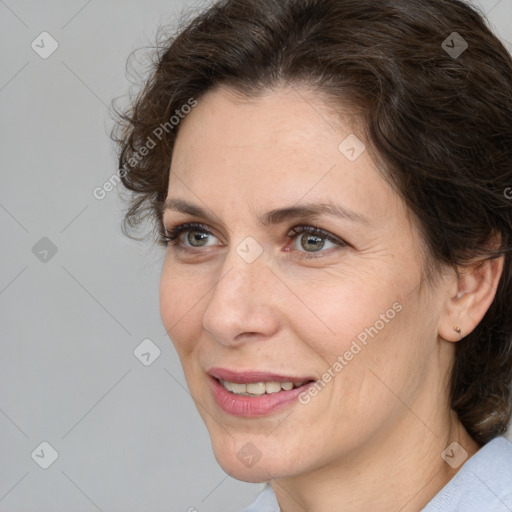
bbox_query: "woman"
[112,0,512,510]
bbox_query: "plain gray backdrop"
[1,1,511,511]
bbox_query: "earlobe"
[438,255,504,343]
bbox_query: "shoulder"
[423,436,512,512]
[242,483,280,512]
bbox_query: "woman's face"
[160,85,453,481]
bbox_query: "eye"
[161,222,220,248]
[161,222,347,258]
[286,225,346,256]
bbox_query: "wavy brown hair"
[111,0,512,444]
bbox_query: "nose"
[202,246,280,346]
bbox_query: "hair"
[111,0,512,445]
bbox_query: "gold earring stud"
[454,326,462,335]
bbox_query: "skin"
[159,85,503,512]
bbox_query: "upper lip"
[208,367,315,384]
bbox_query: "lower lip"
[209,376,313,417]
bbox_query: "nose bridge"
[211,243,267,314]
[216,232,270,300]
[202,242,277,342]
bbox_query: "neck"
[271,409,480,512]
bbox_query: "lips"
[207,367,316,416]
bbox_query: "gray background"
[1,1,511,511]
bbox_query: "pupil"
[188,231,208,246]
[301,234,324,252]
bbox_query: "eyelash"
[160,222,347,258]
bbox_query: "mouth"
[207,367,316,416]
[217,378,308,395]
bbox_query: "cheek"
[286,267,406,359]
[320,289,427,432]
[159,261,205,356]
[288,267,423,409]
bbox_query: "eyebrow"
[161,198,370,226]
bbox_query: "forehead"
[167,85,402,227]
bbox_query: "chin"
[208,430,297,483]
[218,459,274,483]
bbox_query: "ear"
[438,255,504,342]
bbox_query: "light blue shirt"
[243,436,512,511]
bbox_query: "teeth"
[246,382,266,395]
[220,379,306,395]
[265,382,282,394]
[230,382,247,394]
